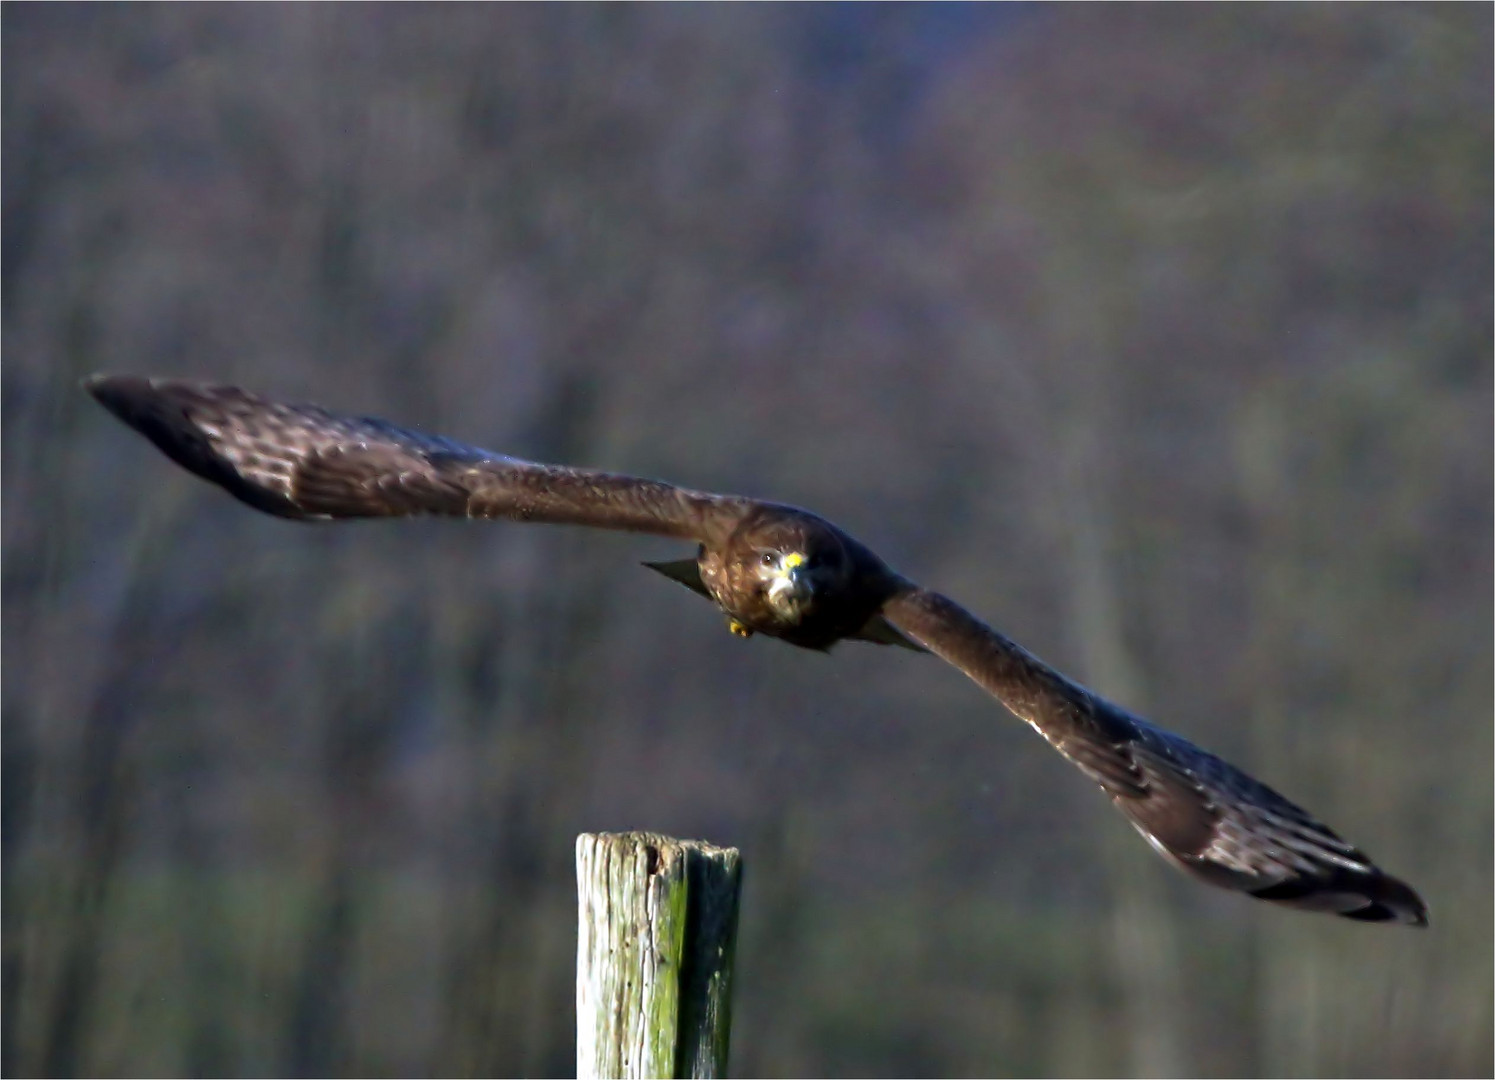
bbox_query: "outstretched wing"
[881,585,1428,925]
[86,375,750,543]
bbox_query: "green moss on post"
[576,832,742,1079]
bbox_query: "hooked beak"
[767,553,814,616]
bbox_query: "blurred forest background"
[3,5,1491,1077]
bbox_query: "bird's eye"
[760,551,776,567]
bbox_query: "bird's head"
[757,548,817,621]
[733,512,851,625]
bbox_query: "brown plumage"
[85,374,1428,926]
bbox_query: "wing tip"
[84,370,188,429]
[82,371,153,417]
[84,372,206,427]
[84,372,305,518]
[1345,871,1429,928]
[1249,867,1429,927]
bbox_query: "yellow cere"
[782,552,805,570]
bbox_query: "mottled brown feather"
[881,586,1427,925]
[85,374,746,541]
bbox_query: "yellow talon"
[728,619,754,638]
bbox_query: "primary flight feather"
[85,374,1428,926]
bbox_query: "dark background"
[4,5,1491,1077]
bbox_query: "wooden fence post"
[576,832,742,1079]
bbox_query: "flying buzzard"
[85,374,1428,925]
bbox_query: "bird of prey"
[85,374,1428,926]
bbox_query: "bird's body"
[85,374,1429,926]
